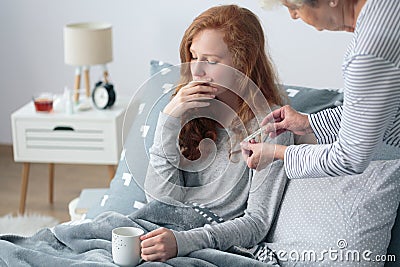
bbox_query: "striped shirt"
[285,0,400,179]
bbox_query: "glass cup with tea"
[33,93,54,112]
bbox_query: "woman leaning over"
[242,0,400,178]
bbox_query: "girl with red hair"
[143,5,292,262]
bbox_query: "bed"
[1,60,399,267]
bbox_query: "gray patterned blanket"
[0,198,278,266]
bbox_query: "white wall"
[0,0,352,144]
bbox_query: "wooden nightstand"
[11,99,128,214]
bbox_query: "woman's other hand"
[163,80,217,118]
[261,105,312,138]
[240,141,275,170]
[140,227,178,262]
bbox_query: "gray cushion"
[267,160,400,266]
[386,205,400,266]
[86,60,179,218]
[283,84,343,114]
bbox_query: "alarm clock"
[92,81,116,109]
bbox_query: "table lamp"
[64,22,113,103]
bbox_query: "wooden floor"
[0,144,111,222]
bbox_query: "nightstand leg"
[49,163,54,204]
[19,163,30,214]
[108,165,116,181]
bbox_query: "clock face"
[93,86,109,109]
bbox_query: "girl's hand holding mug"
[140,227,177,262]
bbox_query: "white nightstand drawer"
[13,118,120,164]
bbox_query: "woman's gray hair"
[259,0,314,10]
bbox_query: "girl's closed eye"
[191,56,217,65]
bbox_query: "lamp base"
[76,99,92,111]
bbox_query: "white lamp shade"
[64,22,113,66]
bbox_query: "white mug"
[112,227,144,266]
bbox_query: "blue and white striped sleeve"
[284,55,400,179]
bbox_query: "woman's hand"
[140,227,178,262]
[163,80,217,118]
[241,141,275,170]
[241,141,287,170]
[261,105,312,138]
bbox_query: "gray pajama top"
[145,112,293,256]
